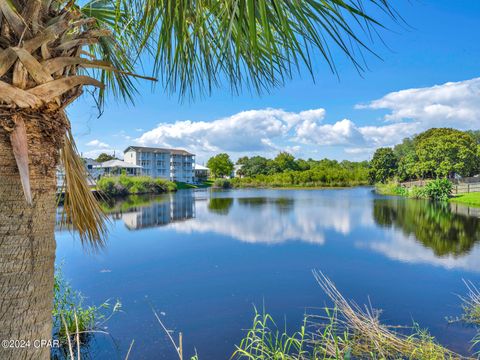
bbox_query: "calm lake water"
[56,187,480,359]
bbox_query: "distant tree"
[207,154,234,178]
[240,156,271,177]
[96,153,117,163]
[236,156,249,165]
[466,130,480,144]
[369,148,398,183]
[273,152,299,172]
[413,128,479,178]
[295,159,311,171]
[393,138,418,181]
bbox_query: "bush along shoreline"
[96,175,177,197]
[375,178,454,202]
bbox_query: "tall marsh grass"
[52,268,121,359]
[233,271,467,360]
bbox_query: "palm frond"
[60,129,108,250]
[138,0,399,99]
[77,0,149,107]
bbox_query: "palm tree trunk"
[0,112,65,359]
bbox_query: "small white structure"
[231,164,243,178]
[194,164,210,182]
[94,159,142,176]
[124,146,195,183]
[83,158,104,179]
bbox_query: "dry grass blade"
[61,313,75,360]
[125,339,135,360]
[311,270,467,360]
[60,129,108,249]
[151,304,182,360]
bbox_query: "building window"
[141,160,150,167]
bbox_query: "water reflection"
[86,190,480,269]
[372,198,480,256]
[207,198,234,215]
[55,188,480,358]
[237,197,295,213]
[167,191,370,245]
[104,192,195,230]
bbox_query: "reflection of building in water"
[122,192,195,230]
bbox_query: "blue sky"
[69,0,480,163]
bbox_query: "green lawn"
[175,181,213,189]
[450,192,480,207]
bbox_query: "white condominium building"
[124,146,195,183]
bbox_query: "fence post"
[468,183,470,193]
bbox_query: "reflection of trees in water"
[208,198,234,215]
[373,198,480,256]
[237,197,294,213]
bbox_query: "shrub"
[213,179,232,189]
[97,175,176,197]
[408,185,428,199]
[96,177,128,197]
[423,178,452,201]
[375,181,407,196]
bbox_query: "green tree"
[466,130,480,144]
[237,156,250,165]
[413,128,479,178]
[0,0,397,357]
[369,148,398,183]
[295,159,311,171]
[273,152,299,172]
[207,154,234,178]
[95,153,117,163]
[393,137,418,181]
[240,156,271,177]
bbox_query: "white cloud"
[86,139,110,149]
[162,194,369,245]
[135,108,326,157]
[295,118,364,146]
[132,78,480,160]
[357,230,480,273]
[357,77,480,128]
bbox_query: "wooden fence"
[450,202,480,218]
[401,179,480,195]
[452,182,480,195]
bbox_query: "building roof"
[194,164,209,171]
[124,146,194,156]
[95,159,142,169]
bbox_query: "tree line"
[369,128,480,183]
[206,152,370,187]
[207,128,480,187]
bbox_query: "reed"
[232,272,469,360]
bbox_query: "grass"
[232,271,467,360]
[175,181,213,189]
[447,280,480,327]
[52,267,121,359]
[450,192,480,207]
[53,270,480,360]
[375,181,407,196]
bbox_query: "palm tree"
[0,0,397,358]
